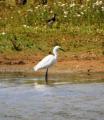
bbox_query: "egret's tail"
[33,66,38,71]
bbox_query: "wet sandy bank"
[0,59,104,73]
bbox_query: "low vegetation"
[0,0,104,57]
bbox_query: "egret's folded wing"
[33,55,55,71]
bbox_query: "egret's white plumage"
[33,46,60,71]
[33,46,62,83]
[34,55,56,71]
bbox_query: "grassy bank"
[0,0,104,57]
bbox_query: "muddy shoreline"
[0,56,104,73]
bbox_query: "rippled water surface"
[0,72,104,120]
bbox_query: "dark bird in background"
[21,0,27,5]
[15,0,27,5]
[47,14,57,27]
[11,35,22,51]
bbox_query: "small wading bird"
[47,14,56,27]
[33,46,63,84]
[16,0,27,5]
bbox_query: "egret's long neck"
[53,49,58,59]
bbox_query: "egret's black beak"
[60,48,65,52]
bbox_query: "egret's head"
[54,46,61,50]
[53,46,64,56]
[53,46,64,51]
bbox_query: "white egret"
[33,46,63,84]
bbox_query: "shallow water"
[0,72,104,120]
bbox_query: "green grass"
[0,0,104,56]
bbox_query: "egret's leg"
[45,68,48,84]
